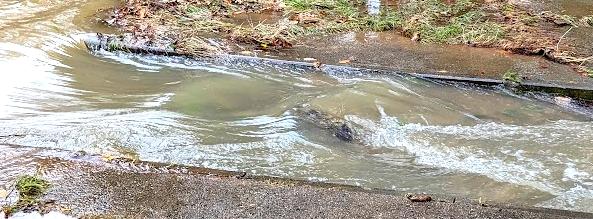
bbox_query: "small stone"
[406,194,432,202]
[338,59,351,64]
[553,19,571,26]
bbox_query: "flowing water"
[1,0,593,213]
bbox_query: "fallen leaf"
[0,189,8,199]
[239,51,253,55]
[137,7,146,19]
[411,32,420,41]
[338,59,351,64]
[101,154,116,162]
[313,61,322,69]
[60,205,72,213]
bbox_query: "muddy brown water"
[1,0,593,214]
[535,0,593,17]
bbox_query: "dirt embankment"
[98,0,593,76]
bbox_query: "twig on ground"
[556,26,572,52]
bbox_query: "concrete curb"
[83,33,593,101]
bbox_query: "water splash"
[346,104,593,212]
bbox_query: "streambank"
[99,0,593,76]
[2,144,593,218]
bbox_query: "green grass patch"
[284,0,335,11]
[286,9,402,37]
[16,176,50,199]
[186,5,211,17]
[362,10,402,31]
[584,67,593,78]
[335,0,360,18]
[400,1,504,45]
[503,69,521,83]
[2,175,50,216]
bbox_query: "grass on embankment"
[109,0,506,49]
[106,0,592,74]
[282,0,505,45]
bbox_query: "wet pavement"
[273,31,593,88]
[2,145,593,219]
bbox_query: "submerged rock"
[335,124,354,142]
[294,106,357,142]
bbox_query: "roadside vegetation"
[103,0,592,75]
[2,175,50,216]
[503,69,521,83]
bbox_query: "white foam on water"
[0,109,200,157]
[346,105,593,212]
[160,129,329,176]
[8,211,74,219]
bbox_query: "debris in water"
[294,106,357,143]
[554,96,572,106]
[0,189,7,199]
[235,172,248,179]
[313,61,322,70]
[239,51,253,55]
[478,197,489,207]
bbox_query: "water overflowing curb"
[82,33,593,101]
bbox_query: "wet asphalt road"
[31,157,592,219]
